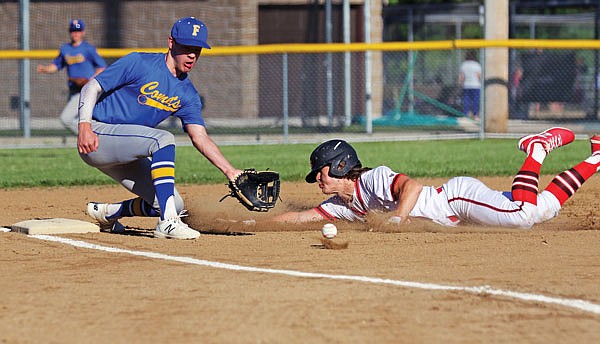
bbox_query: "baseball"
[321,223,337,239]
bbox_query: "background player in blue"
[37,19,106,134]
[77,17,242,240]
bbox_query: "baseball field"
[1,140,599,342]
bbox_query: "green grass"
[0,139,591,188]
[0,123,378,137]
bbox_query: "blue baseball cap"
[170,17,211,49]
[69,19,85,32]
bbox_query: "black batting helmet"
[305,139,362,183]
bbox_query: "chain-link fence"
[2,0,600,147]
[0,42,599,143]
[382,46,600,131]
[2,42,600,145]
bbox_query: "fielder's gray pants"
[79,121,184,212]
[60,93,80,134]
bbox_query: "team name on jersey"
[138,81,181,112]
[65,54,85,65]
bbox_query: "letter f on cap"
[192,25,201,37]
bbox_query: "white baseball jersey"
[315,166,561,229]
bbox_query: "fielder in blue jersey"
[37,19,107,134]
[77,17,243,240]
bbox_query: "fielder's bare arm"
[78,17,242,240]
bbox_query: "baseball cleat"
[591,134,600,156]
[86,202,125,234]
[518,127,574,155]
[154,211,200,240]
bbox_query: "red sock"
[544,161,597,206]
[512,155,542,205]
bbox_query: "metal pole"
[326,0,333,129]
[479,48,485,140]
[480,4,486,139]
[455,19,461,87]
[343,0,352,127]
[283,53,289,143]
[508,2,517,121]
[483,0,509,133]
[529,19,535,39]
[593,0,599,120]
[408,10,414,114]
[19,0,31,138]
[364,0,372,134]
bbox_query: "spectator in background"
[509,64,528,120]
[572,56,587,105]
[458,50,482,119]
[37,19,107,134]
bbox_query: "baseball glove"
[220,169,280,212]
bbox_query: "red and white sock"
[544,160,597,206]
[591,135,600,169]
[512,143,545,205]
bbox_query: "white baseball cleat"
[86,202,125,234]
[154,212,200,240]
[518,127,575,155]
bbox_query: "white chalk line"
[30,234,600,316]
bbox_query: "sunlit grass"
[0,138,590,188]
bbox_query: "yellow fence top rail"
[2,39,600,59]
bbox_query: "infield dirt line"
[30,234,600,316]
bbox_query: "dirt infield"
[1,176,600,343]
